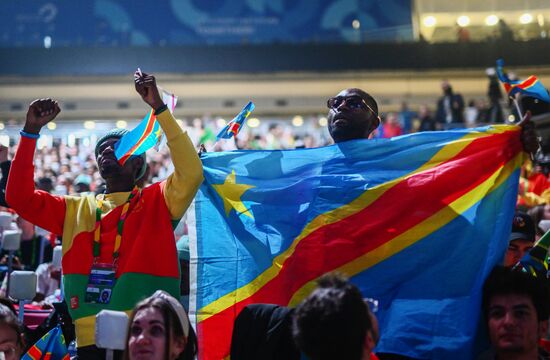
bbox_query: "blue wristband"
[20,130,40,139]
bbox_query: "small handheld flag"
[516,229,550,276]
[216,101,255,140]
[496,59,550,103]
[22,325,69,360]
[115,89,178,165]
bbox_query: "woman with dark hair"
[0,303,25,359]
[124,290,197,360]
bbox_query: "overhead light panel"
[116,120,127,129]
[519,13,533,24]
[485,15,499,26]
[422,16,437,27]
[457,16,470,27]
[216,118,227,127]
[292,116,304,127]
[247,118,260,128]
[84,121,96,130]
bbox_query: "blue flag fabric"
[22,325,69,360]
[189,125,524,359]
[216,101,255,140]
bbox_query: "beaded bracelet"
[20,130,40,139]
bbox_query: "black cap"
[510,212,536,243]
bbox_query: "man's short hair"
[482,266,550,322]
[348,88,379,116]
[292,273,371,360]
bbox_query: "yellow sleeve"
[156,110,204,219]
[520,192,545,207]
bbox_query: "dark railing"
[0,39,549,77]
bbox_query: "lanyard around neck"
[93,186,140,260]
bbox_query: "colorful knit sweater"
[6,111,203,347]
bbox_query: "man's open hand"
[24,99,60,134]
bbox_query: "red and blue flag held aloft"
[216,101,255,140]
[496,58,550,103]
[114,90,178,165]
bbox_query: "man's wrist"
[20,129,40,139]
[22,125,41,135]
[154,103,168,115]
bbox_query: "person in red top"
[6,72,203,359]
[381,112,403,139]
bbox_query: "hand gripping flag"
[188,125,525,360]
[115,90,178,165]
[22,325,69,360]
[496,59,550,103]
[216,101,255,140]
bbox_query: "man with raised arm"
[6,72,203,359]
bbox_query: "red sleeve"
[6,136,66,235]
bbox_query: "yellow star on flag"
[212,170,255,218]
[154,127,163,139]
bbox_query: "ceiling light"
[292,116,304,127]
[47,122,56,130]
[457,16,470,27]
[485,15,499,26]
[116,120,127,129]
[423,16,437,27]
[216,118,227,127]
[247,118,260,128]
[519,13,533,24]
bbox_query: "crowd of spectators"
[0,77,549,359]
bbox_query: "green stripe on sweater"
[63,273,180,320]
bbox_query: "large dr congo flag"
[188,125,524,360]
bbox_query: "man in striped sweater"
[6,72,203,359]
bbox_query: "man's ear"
[368,116,381,136]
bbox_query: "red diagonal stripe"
[119,111,156,165]
[518,76,538,90]
[198,130,521,360]
[27,345,42,360]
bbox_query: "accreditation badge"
[85,263,116,304]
